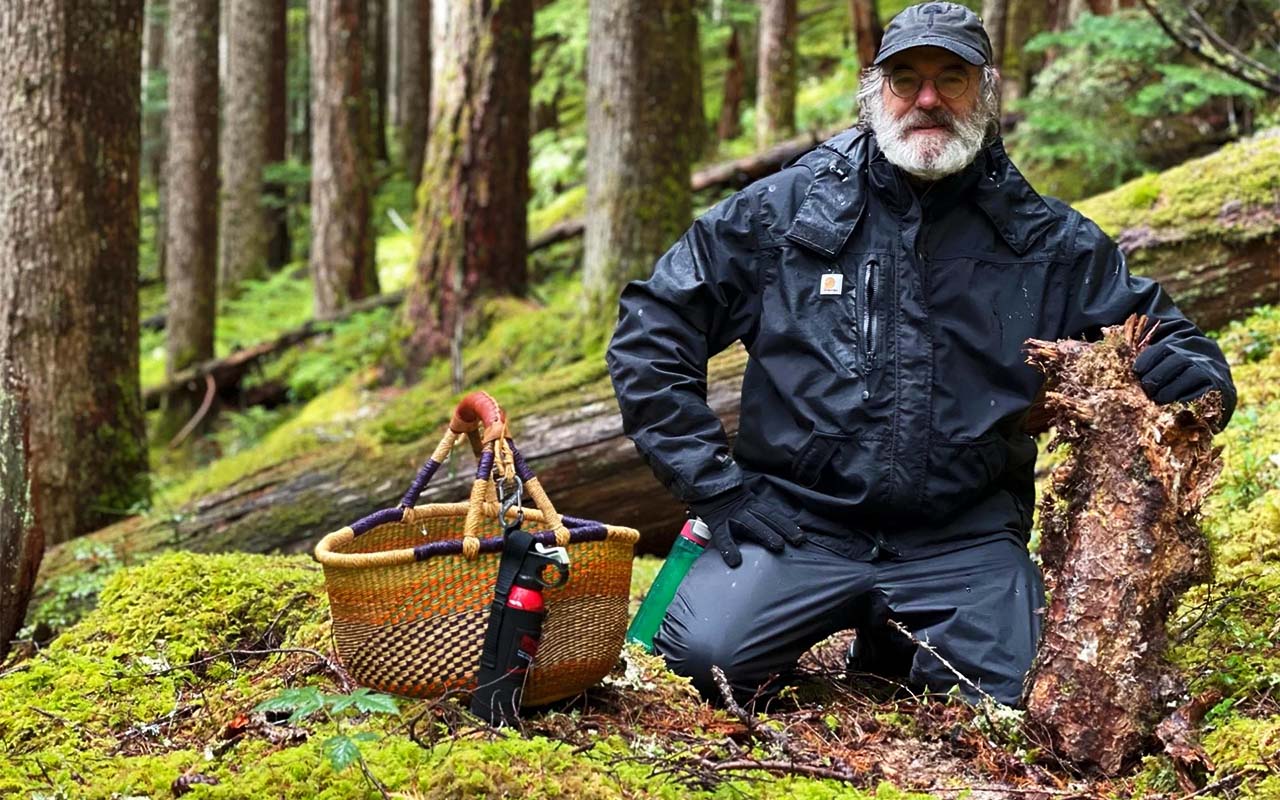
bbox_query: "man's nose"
[914,79,941,110]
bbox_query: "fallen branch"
[710,665,800,759]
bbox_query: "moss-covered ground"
[5,304,1279,796]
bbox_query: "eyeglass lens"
[889,68,969,100]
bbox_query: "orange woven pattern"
[319,504,638,706]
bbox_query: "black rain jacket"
[606,128,1236,560]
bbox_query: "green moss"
[1077,129,1280,241]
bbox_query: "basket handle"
[398,393,569,557]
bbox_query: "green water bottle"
[626,518,710,652]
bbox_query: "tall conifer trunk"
[849,0,882,69]
[309,0,378,318]
[756,0,797,148]
[164,0,219,438]
[398,0,430,186]
[220,0,277,292]
[403,0,532,372]
[0,0,149,546]
[583,0,697,314]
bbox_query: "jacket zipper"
[861,258,878,369]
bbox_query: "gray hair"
[856,63,1001,139]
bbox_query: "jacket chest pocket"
[813,255,883,377]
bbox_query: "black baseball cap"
[873,2,993,66]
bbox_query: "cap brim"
[873,36,986,66]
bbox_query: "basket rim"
[314,502,639,568]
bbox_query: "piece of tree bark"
[848,0,882,69]
[164,0,221,439]
[582,0,698,315]
[309,0,379,318]
[0,0,150,546]
[397,0,430,187]
[0,371,42,661]
[757,0,798,148]
[266,0,291,270]
[1023,316,1224,775]
[718,26,747,142]
[404,0,532,371]
[220,0,277,292]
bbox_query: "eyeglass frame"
[884,65,973,101]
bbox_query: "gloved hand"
[690,487,806,568]
[1133,345,1218,405]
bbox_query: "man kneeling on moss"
[605,2,1235,707]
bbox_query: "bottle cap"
[680,518,711,544]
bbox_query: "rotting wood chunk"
[1022,315,1224,775]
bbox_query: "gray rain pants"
[652,536,1045,707]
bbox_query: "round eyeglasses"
[887,67,971,100]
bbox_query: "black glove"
[690,487,806,568]
[1133,345,1218,405]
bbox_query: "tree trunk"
[309,0,379,319]
[583,0,697,315]
[982,0,1008,73]
[0,0,149,546]
[143,0,169,281]
[848,0,882,69]
[288,8,312,165]
[687,10,708,160]
[0,371,41,661]
[756,0,797,148]
[398,0,430,186]
[1024,317,1223,774]
[143,0,168,188]
[266,0,291,270]
[717,26,746,142]
[403,0,532,370]
[220,0,276,292]
[164,0,220,438]
[368,0,390,163]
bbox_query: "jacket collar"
[863,131,1061,255]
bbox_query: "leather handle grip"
[449,390,507,445]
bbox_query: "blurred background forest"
[2,0,1280,796]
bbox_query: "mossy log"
[1023,316,1224,775]
[142,291,404,410]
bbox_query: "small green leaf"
[352,732,380,743]
[322,735,362,773]
[254,686,325,723]
[352,691,400,716]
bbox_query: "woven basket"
[315,391,639,706]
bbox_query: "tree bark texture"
[398,0,430,186]
[756,0,798,148]
[982,0,1008,73]
[583,0,697,314]
[849,0,882,69]
[404,0,532,368]
[165,0,219,388]
[0,0,149,546]
[220,0,277,292]
[717,26,746,142]
[266,0,291,270]
[368,0,390,163]
[1023,316,1224,775]
[309,0,379,319]
[143,0,168,188]
[0,372,42,660]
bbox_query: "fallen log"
[1022,316,1224,775]
[142,290,404,410]
[528,126,845,252]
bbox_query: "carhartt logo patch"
[820,273,843,295]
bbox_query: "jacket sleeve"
[605,189,765,503]
[1058,215,1237,427]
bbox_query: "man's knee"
[653,615,777,706]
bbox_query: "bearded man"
[606,2,1235,707]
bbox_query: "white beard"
[865,92,991,181]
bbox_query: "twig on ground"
[167,373,217,449]
[885,619,998,705]
[710,665,800,759]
